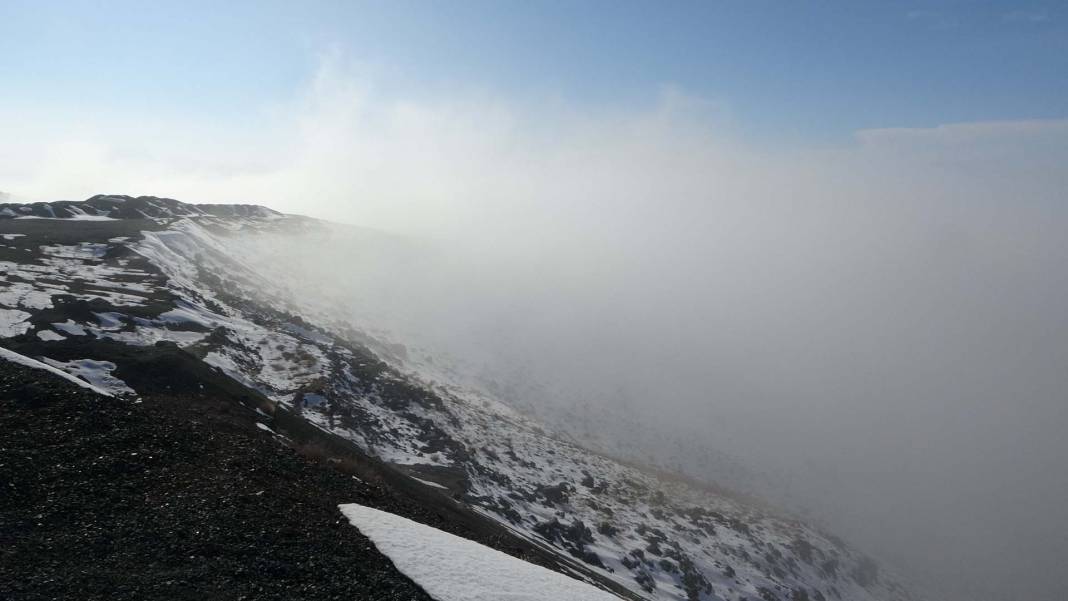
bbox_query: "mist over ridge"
[4,46,1068,601]
[188,84,1068,601]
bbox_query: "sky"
[1,1,1066,226]
[2,3,1068,601]
[1,1,1066,145]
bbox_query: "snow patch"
[52,320,87,336]
[39,242,108,259]
[338,503,621,601]
[36,330,66,341]
[0,282,54,309]
[0,308,31,337]
[93,312,126,330]
[40,358,135,396]
[157,299,223,328]
[0,347,113,396]
[412,477,449,490]
[15,214,117,221]
[302,392,327,408]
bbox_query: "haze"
[3,3,1067,601]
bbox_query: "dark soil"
[0,358,437,601]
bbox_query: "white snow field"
[338,503,622,601]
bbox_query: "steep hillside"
[0,342,617,600]
[0,196,919,601]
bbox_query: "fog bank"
[4,62,1068,601]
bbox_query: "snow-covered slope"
[0,196,919,601]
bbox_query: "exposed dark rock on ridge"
[0,194,281,221]
[0,355,430,600]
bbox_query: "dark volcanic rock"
[0,194,282,222]
[0,358,435,601]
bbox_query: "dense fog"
[11,64,1068,601]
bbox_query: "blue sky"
[3,7,1066,601]
[2,1,1065,142]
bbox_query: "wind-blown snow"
[0,308,31,337]
[52,320,87,336]
[14,214,117,221]
[41,358,135,396]
[412,477,449,490]
[1,242,157,308]
[0,346,113,396]
[0,282,54,309]
[157,299,225,328]
[255,421,278,435]
[338,503,622,601]
[92,312,125,330]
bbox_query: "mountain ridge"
[0,196,922,601]
[0,194,283,221]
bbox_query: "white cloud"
[3,55,1068,601]
[3,58,1065,249]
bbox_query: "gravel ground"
[0,358,437,601]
